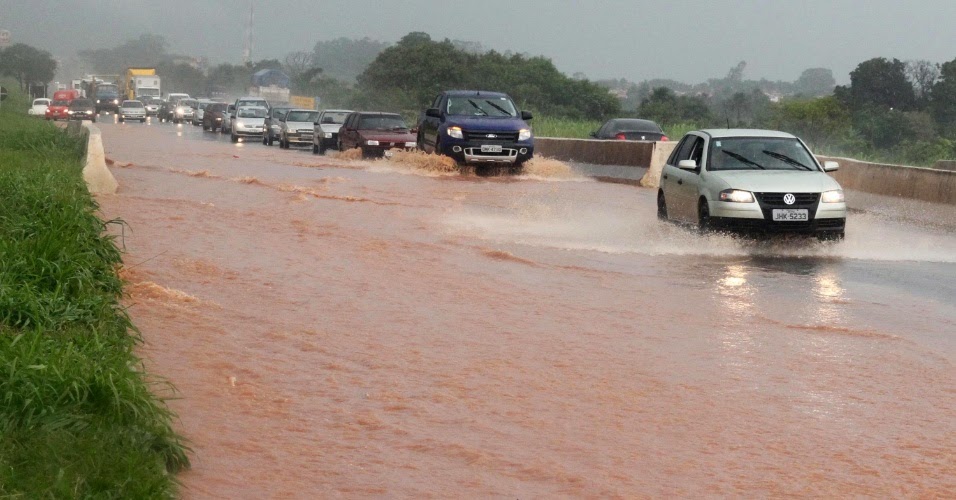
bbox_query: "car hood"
[444,116,529,132]
[358,130,416,142]
[235,118,265,125]
[710,170,842,193]
[285,121,314,130]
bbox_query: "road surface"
[94,117,956,498]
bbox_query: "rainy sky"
[3,0,956,84]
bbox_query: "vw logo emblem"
[486,134,497,138]
[783,193,796,205]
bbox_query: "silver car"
[312,109,352,155]
[230,105,268,143]
[657,129,846,240]
[279,109,320,149]
[118,100,147,122]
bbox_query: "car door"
[660,135,693,221]
[341,113,357,149]
[674,136,706,221]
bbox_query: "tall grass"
[533,116,700,141]
[0,83,189,498]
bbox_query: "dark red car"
[337,112,417,158]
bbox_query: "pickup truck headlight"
[447,126,463,139]
[366,140,380,146]
[718,189,755,203]
[821,189,845,203]
[518,128,532,141]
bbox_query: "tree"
[638,87,711,125]
[770,96,850,148]
[0,43,57,91]
[843,57,916,111]
[906,59,940,107]
[930,58,956,136]
[78,34,169,73]
[793,68,835,97]
[284,51,314,78]
[155,61,206,97]
[311,37,390,82]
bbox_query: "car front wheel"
[698,198,712,233]
[657,191,668,220]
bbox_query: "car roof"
[357,111,402,117]
[322,109,353,113]
[443,90,509,98]
[697,129,797,139]
[238,105,268,110]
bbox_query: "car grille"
[297,129,312,134]
[755,192,820,207]
[463,130,519,142]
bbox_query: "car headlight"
[113,99,118,104]
[821,189,845,203]
[718,189,755,203]
[366,140,380,146]
[447,126,463,139]
[323,132,333,138]
[216,117,222,121]
[518,128,532,141]
[404,142,417,148]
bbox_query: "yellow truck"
[123,68,161,100]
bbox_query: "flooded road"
[94,118,956,497]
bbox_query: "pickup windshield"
[446,96,518,117]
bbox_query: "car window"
[445,96,517,117]
[238,108,267,118]
[688,138,704,166]
[708,137,818,172]
[123,101,144,108]
[286,111,319,122]
[358,115,408,130]
[320,111,350,124]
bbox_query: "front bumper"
[440,139,534,164]
[68,111,96,120]
[709,196,846,234]
[233,126,265,137]
[121,112,146,119]
[287,133,314,144]
[95,101,119,112]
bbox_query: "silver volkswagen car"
[657,129,846,240]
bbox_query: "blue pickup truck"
[417,90,534,169]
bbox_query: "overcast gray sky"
[2,0,956,84]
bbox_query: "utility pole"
[242,2,254,65]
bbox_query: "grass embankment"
[533,116,697,141]
[0,86,189,497]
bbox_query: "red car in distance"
[45,89,81,121]
[337,112,417,158]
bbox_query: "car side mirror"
[678,159,698,170]
[425,108,441,118]
[823,161,839,172]
[521,110,533,120]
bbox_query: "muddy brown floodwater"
[94,119,956,498]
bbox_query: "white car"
[219,104,236,134]
[312,109,352,155]
[28,98,51,116]
[230,105,268,143]
[192,99,214,126]
[279,109,320,149]
[174,99,197,123]
[118,100,146,122]
[657,129,846,240]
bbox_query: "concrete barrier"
[78,123,118,195]
[639,141,679,189]
[536,137,656,167]
[818,155,956,205]
[932,160,956,171]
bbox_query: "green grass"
[0,83,189,498]
[533,116,699,141]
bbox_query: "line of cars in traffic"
[27,89,846,240]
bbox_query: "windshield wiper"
[762,150,813,171]
[721,150,766,169]
[466,99,489,116]
[484,99,513,117]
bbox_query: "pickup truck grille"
[463,130,519,142]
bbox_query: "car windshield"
[285,111,319,122]
[708,137,819,172]
[34,99,50,105]
[272,109,290,118]
[95,86,119,97]
[181,100,198,108]
[320,111,350,124]
[51,100,69,106]
[238,108,267,118]
[239,100,267,108]
[70,99,93,107]
[446,96,518,117]
[123,101,144,108]
[358,115,408,130]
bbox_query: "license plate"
[772,209,808,221]
[480,145,503,153]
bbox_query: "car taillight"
[615,133,627,140]
[661,136,668,141]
